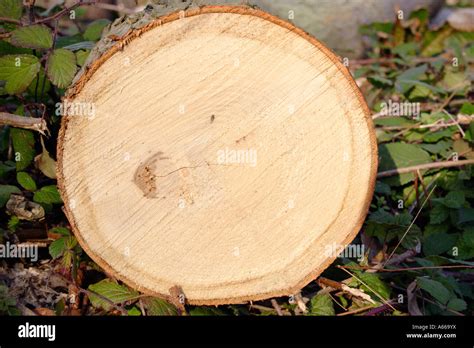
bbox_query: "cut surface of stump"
[57,6,377,305]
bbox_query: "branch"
[0,112,48,134]
[377,159,474,178]
[35,0,99,25]
[0,17,22,25]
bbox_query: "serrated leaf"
[421,27,453,57]
[417,277,452,304]
[10,25,53,49]
[0,55,40,94]
[49,237,67,259]
[88,279,139,310]
[16,171,36,191]
[10,127,35,171]
[423,232,457,256]
[46,49,77,88]
[378,142,432,185]
[75,49,90,67]
[0,0,22,20]
[441,191,465,209]
[0,185,21,207]
[309,293,335,316]
[356,272,391,301]
[49,227,71,237]
[83,19,111,41]
[33,185,62,204]
[429,204,449,224]
[142,297,178,316]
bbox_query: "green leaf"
[421,27,453,57]
[429,204,449,224]
[395,64,427,93]
[88,279,139,310]
[16,171,36,191]
[367,75,393,88]
[455,229,474,260]
[83,19,111,41]
[459,102,474,116]
[8,215,19,231]
[447,298,467,312]
[423,232,457,256]
[49,237,67,259]
[75,50,90,67]
[421,140,452,155]
[0,54,40,94]
[10,127,35,171]
[10,25,53,49]
[378,143,432,185]
[0,185,21,207]
[33,185,62,204]
[49,227,71,237]
[142,297,178,316]
[0,0,22,20]
[356,272,391,301]
[439,70,468,91]
[417,277,452,304]
[0,161,15,179]
[127,306,141,316]
[423,128,455,143]
[189,307,227,316]
[46,49,77,88]
[441,191,465,209]
[309,293,335,316]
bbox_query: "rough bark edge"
[56,5,378,305]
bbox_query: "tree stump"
[57,4,377,305]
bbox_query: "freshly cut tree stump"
[57,5,377,305]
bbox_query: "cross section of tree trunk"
[57,5,377,305]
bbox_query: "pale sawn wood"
[57,6,378,305]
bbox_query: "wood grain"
[57,6,378,305]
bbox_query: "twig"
[340,264,474,273]
[377,118,471,131]
[384,247,419,266]
[0,17,22,25]
[408,172,440,214]
[270,299,283,316]
[0,112,48,134]
[94,2,141,14]
[294,293,308,314]
[337,266,396,311]
[443,109,465,138]
[35,0,99,25]
[351,56,444,67]
[364,301,397,316]
[337,305,375,316]
[317,277,375,304]
[377,160,474,178]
